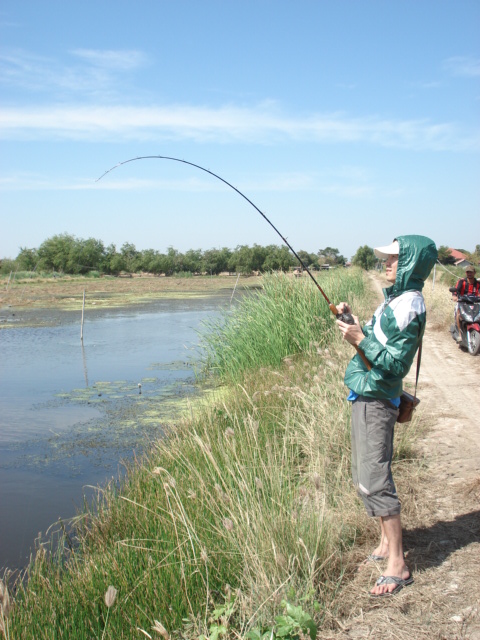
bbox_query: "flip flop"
[370,574,414,597]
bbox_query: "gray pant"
[351,396,400,517]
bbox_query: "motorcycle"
[449,287,480,356]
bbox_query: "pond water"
[0,296,228,571]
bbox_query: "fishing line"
[435,259,462,278]
[96,155,354,324]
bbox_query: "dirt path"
[319,274,480,639]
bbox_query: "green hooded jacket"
[344,235,437,399]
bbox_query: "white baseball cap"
[374,240,399,259]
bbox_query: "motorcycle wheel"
[467,330,480,356]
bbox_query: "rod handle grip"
[331,304,371,370]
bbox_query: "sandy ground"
[318,274,480,639]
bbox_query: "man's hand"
[336,315,365,347]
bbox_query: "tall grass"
[422,267,457,330]
[200,270,366,382]
[6,269,409,639]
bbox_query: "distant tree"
[352,245,377,270]
[250,244,268,272]
[165,246,188,274]
[137,251,173,275]
[317,247,346,266]
[158,249,177,275]
[437,245,455,265]
[228,245,254,274]
[202,247,232,274]
[120,242,140,273]
[36,233,104,274]
[102,244,122,274]
[262,245,294,272]
[467,244,480,265]
[37,233,77,273]
[146,253,166,274]
[70,237,106,274]
[183,249,203,273]
[0,258,17,275]
[108,253,127,275]
[15,247,38,271]
[137,248,155,272]
[296,250,318,268]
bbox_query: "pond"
[0,295,229,571]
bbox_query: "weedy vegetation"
[422,266,458,331]
[3,269,423,639]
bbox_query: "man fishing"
[336,235,437,597]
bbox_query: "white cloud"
[0,48,147,97]
[0,174,215,192]
[0,171,319,193]
[0,167,407,201]
[0,50,53,90]
[444,56,480,77]
[0,102,477,151]
[71,49,148,70]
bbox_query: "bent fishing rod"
[96,155,370,366]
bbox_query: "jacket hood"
[385,235,437,297]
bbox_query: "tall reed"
[200,270,366,382]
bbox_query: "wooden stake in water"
[80,289,86,342]
[5,271,12,291]
[81,342,89,386]
[230,273,241,305]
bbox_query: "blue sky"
[1,0,479,260]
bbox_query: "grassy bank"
[2,269,421,639]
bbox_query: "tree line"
[5,235,473,277]
[1,233,349,276]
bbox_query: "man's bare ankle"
[385,560,409,577]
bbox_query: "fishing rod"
[96,156,371,368]
[97,155,354,322]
